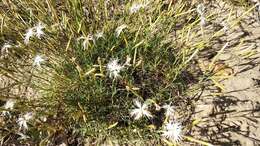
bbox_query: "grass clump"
[0,0,258,145]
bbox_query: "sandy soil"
[192,1,260,146]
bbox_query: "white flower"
[24,28,35,44]
[35,22,45,39]
[163,104,175,117]
[106,59,124,78]
[129,3,145,14]
[78,36,88,50]
[123,55,131,66]
[200,16,206,27]
[33,55,44,67]
[24,112,33,120]
[40,116,47,122]
[155,104,161,111]
[1,43,12,57]
[196,4,205,16]
[115,24,127,37]
[24,22,45,44]
[87,34,95,42]
[256,2,260,12]
[251,0,259,3]
[95,31,104,39]
[17,117,28,130]
[221,21,229,32]
[130,99,153,120]
[4,99,15,109]
[78,34,95,50]
[17,112,33,131]
[1,99,15,116]
[162,121,182,143]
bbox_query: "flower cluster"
[1,95,36,138]
[0,1,233,145]
[129,99,183,144]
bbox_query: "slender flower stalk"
[130,99,153,120]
